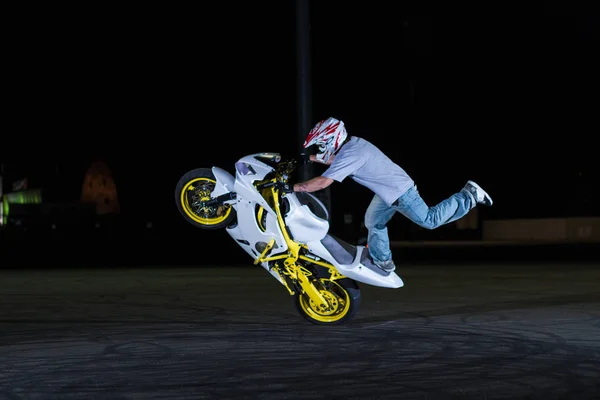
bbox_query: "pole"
[296,0,312,182]
[296,0,332,214]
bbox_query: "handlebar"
[256,180,293,193]
[253,157,299,193]
[256,181,277,190]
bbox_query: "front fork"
[284,258,329,308]
[254,239,330,308]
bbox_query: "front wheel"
[294,278,361,325]
[174,168,237,230]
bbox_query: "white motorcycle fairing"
[283,190,403,288]
[305,236,404,289]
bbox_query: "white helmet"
[303,117,348,163]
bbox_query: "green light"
[4,189,42,205]
[2,189,42,224]
[1,196,7,225]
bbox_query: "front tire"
[294,278,361,325]
[174,168,237,230]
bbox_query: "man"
[293,117,493,272]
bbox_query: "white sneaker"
[464,180,493,206]
[374,258,396,272]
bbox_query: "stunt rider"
[293,117,493,272]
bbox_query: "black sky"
[3,2,598,229]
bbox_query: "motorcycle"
[174,152,404,325]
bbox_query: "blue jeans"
[364,185,476,263]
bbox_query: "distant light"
[146,221,153,229]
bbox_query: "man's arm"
[293,176,334,193]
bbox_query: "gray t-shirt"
[322,136,414,206]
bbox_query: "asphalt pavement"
[1,260,599,399]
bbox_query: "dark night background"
[2,5,600,398]
[2,2,598,265]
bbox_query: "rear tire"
[294,278,361,325]
[174,168,237,230]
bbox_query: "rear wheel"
[294,278,361,325]
[174,168,236,230]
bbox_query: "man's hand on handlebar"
[278,182,294,193]
[297,153,312,164]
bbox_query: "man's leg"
[364,195,397,271]
[395,183,491,230]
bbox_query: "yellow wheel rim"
[180,177,232,226]
[299,280,351,323]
